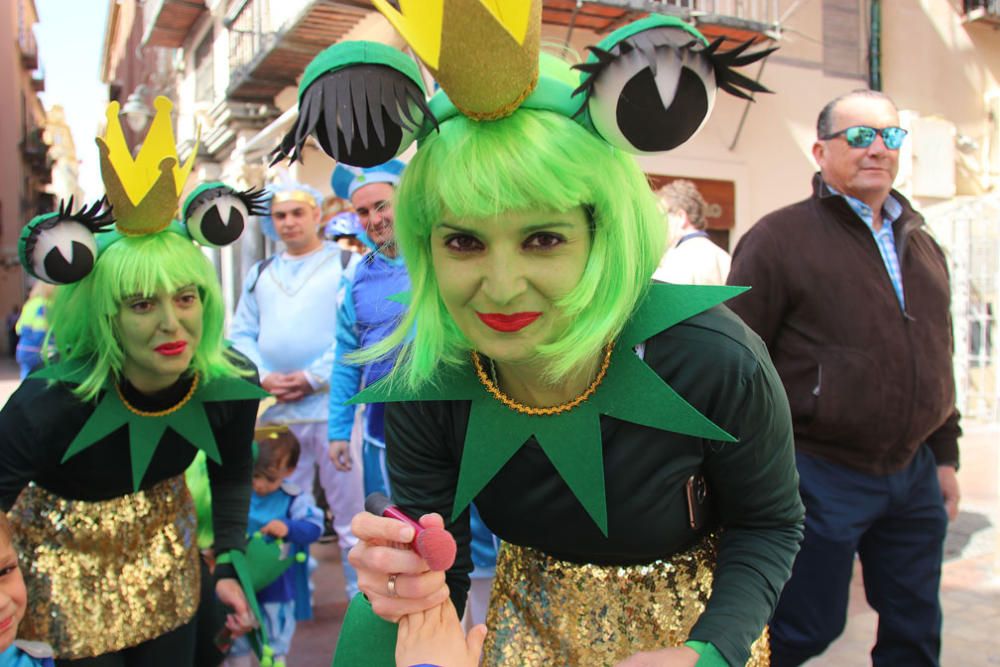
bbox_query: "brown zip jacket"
[727,173,960,475]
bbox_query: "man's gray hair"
[817,89,899,138]
[657,179,708,230]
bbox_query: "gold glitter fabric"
[484,536,770,666]
[7,475,200,659]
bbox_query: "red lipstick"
[155,341,188,356]
[476,311,541,332]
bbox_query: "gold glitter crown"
[372,0,541,120]
[96,96,198,236]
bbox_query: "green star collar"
[35,361,269,491]
[351,283,748,536]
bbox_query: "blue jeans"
[770,445,948,666]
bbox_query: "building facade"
[0,0,51,355]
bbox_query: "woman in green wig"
[0,98,268,666]
[276,4,804,666]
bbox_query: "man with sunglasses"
[728,90,960,666]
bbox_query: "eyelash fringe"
[571,29,778,117]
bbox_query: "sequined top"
[0,365,259,555]
[385,305,804,665]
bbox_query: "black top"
[0,367,258,556]
[385,305,804,667]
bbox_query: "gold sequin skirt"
[483,536,769,666]
[7,475,200,659]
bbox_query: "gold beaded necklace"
[470,342,614,416]
[115,373,200,417]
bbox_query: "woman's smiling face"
[430,206,592,365]
[115,284,204,392]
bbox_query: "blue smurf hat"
[331,159,405,199]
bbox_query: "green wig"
[364,107,665,390]
[48,231,247,401]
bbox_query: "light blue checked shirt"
[829,186,906,310]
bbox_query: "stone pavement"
[1,357,997,666]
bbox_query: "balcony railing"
[225,0,370,102]
[965,0,1000,24]
[18,28,38,70]
[227,0,277,88]
[543,0,781,41]
[20,128,51,173]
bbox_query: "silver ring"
[387,573,398,598]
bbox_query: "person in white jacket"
[653,179,732,286]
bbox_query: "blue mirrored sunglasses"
[821,125,908,150]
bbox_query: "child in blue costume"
[0,514,54,667]
[225,426,323,667]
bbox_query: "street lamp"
[120,85,153,133]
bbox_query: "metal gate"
[925,195,1000,425]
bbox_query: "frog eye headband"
[271,2,776,168]
[19,97,268,285]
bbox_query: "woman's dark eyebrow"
[521,222,575,233]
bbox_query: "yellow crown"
[373,0,541,120]
[96,96,198,235]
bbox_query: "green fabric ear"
[331,594,397,667]
[300,41,427,101]
[18,212,59,273]
[245,533,301,591]
[183,181,226,219]
[588,14,708,65]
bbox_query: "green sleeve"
[205,394,258,556]
[384,400,475,614]
[687,345,804,666]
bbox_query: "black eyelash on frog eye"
[21,197,114,274]
[186,187,270,218]
[58,195,115,232]
[237,188,270,216]
[270,63,437,166]
[571,30,778,117]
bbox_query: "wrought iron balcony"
[20,128,52,174]
[142,0,208,48]
[543,0,781,43]
[964,0,1000,25]
[18,28,38,71]
[226,0,371,102]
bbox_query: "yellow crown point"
[375,0,541,120]
[97,96,199,235]
[373,0,445,69]
[480,0,533,44]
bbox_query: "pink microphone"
[365,493,457,571]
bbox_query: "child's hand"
[260,520,289,539]
[215,578,257,638]
[395,599,487,667]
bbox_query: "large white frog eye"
[575,27,776,155]
[184,186,267,247]
[19,198,112,284]
[29,220,99,284]
[273,64,434,168]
